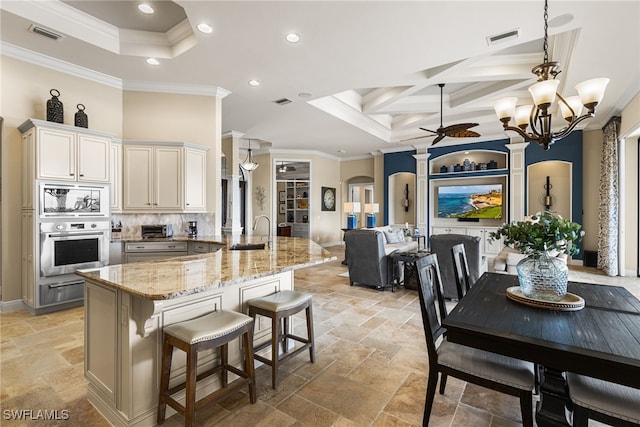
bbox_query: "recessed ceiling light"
[197,23,213,34]
[248,79,260,87]
[285,33,300,43]
[298,92,312,98]
[138,3,154,14]
[146,58,159,66]
[337,149,346,154]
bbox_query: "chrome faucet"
[252,215,272,247]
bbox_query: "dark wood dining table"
[442,272,640,427]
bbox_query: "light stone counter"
[79,236,335,427]
[79,236,334,300]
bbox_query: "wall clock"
[321,187,336,211]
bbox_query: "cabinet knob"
[79,174,84,177]
[69,173,75,176]
[153,203,158,206]
[186,203,189,206]
[146,203,151,205]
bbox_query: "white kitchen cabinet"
[123,241,188,263]
[110,141,122,212]
[21,211,35,306]
[123,142,207,212]
[184,147,206,212]
[123,145,181,211]
[19,119,111,183]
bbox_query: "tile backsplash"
[111,213,216,237]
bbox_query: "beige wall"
[248,153,343,245]
[1,56,123,302]
[122,91,222,229]
[339,157,375,227]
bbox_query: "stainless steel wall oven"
[33,181,110,312]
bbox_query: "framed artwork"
[321,186,336,211]
[279,191,286,202]
[279,203,286,214]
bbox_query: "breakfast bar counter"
[77,236,335,427]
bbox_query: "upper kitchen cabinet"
[19,119,112,184]
[122,142,208,213]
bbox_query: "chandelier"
[493,0,609,150]
[240,139,259,171]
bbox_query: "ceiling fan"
[405,83,480,145]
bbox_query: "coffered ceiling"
[1,1,638,158]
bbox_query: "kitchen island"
[77,236,335,427]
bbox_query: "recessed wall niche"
[527,161,572,219]
[388,172,416,226]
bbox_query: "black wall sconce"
[402,183,410,212]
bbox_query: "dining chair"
[451,243,471,299]
[415,254,535,427]
[567,373,640,427]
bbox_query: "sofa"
[492,247,568,274]
[429,234,486,300]
[344,227,418,290]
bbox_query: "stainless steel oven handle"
[47,231,105,238]
[48,282,83,289]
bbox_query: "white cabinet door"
[154,147,182,210]
[123,145,153,210]
[21,211,35,307]
[78,134,110,182]
[37,128,76,181]
[482,227,503,255]
[184,148,206,211]
[110,143,122,212]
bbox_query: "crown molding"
[1,42,123,89]
[123,80,230,98]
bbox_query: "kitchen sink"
[229,243,266,250]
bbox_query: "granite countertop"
[78,236,336,300]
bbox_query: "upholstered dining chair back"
[451,243,472,299]
[345,229,389,289]
[415,253,535,427]
[429,234,484,299]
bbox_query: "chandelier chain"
[543,0,549,64]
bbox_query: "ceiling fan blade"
[400,134,434,142]
[445,129,481,138]
[431,134,446,145]
[419,127,438,134]
[442,123,479,132]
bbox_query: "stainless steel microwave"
[39,181,110,218]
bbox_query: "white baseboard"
[0,299,26,312]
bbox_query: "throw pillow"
[384,230,404,244]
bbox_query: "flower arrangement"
[489,211,585,259]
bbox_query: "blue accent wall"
[383,150,416,225]
[525,131,584,258]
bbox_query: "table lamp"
[344,202,361,229]
[364,203,379,228]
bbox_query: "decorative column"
[221,131,244,235]
[506,139,529,221]
[413,149,430,235]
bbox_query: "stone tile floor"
[1,245,637,426]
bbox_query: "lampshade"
[493,97,517,120]
[343,202,361,213]
[240,140,259,171]
[558,96,583,121]
[364,203,379,214]
[575,78,610,109]
[515,105,533,127]
[528,79,560,108]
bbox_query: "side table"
[388,251,430,290]
[412,235,426,251]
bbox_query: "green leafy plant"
[489,211,584,259]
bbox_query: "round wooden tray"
[506,286,585,311]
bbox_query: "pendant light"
[240,139,259,171]
[493,0,609,150]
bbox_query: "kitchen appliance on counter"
[141,224,173,239]
[186,221,198,237]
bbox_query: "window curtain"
[597,117,621,276]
